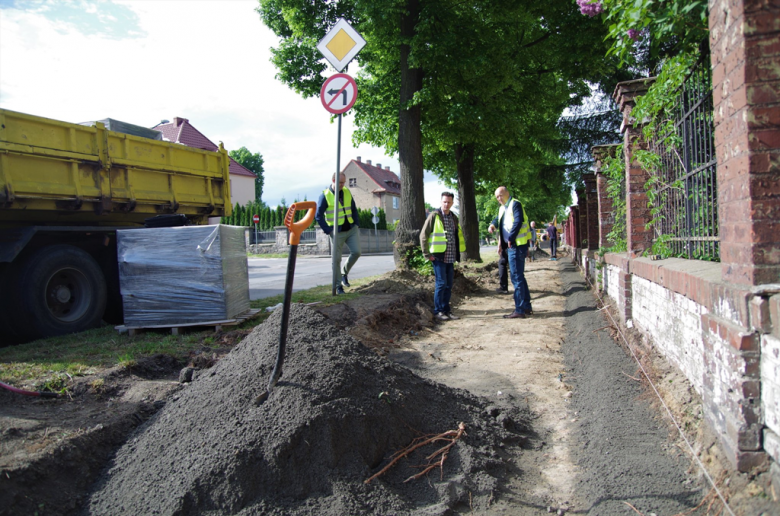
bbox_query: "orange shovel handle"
[285,201,317,245]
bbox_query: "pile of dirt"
[355,268,432,295]
[85,305,529,515]
[318,293,434,353]
[356,267,483,298]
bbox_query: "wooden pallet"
[115,308,263,336]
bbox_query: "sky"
[0,0,451,208]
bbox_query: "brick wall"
[593,253,772,471]
[573,0,780,473]
[709,0,780,285]
[584,174,599,251]
[632,275,708,396]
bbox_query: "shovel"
[255,201,316,405]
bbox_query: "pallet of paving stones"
[115,308,263,336]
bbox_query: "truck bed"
[0,108,231,226]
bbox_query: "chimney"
[173,117,188,127]
[367,160,372,165]
[356,156,361,162]
[385,166,390,171]
[376,163,382,169]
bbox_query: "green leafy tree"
[258,0,622,265]
[229,146,266,203]
[258,0,427,267]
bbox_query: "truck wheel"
[14,245,107,341]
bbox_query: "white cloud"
[0,0,445,208]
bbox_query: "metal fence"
[248,230,277,244]
[299,229,317,242]
[648,55,719,261]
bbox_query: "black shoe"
[337,286,345,295]
[495,288,509,294]
[503,311,526,319]
[341,273,350,287]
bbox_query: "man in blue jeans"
[489,186,533,319]
[420,192,465,321]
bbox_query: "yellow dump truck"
[0,108,232,343]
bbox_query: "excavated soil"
[85,304,530,515]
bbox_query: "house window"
[349,178,357,187]
[393,196,399,209]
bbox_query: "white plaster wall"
[231,175,255,207]
[762,334,780,438]
[605,263,621,304]
[632,276,707,396]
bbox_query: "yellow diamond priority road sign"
[317,18,366,72]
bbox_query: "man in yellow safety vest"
[420,192,465,321]
[315,173,362,294]
[488,186,533,319]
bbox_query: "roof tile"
[352,159,401,195]
[152,117,256,178]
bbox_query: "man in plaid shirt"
[420,192,465,321]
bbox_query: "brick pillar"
[709,0,780,286]
[577,187,587,249]
[569,205,581,248]
[614,79,654,258]
[583,173,599,251]
[593,145,619,249]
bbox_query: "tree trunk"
[455,143,481,262]
[394,0,426,268]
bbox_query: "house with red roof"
[152,117,257,207]
[340,156,402,223]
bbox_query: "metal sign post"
[371,206,379,252]
[253,214,259,244]
[331,114,342,296]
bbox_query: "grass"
[0,272,383,390]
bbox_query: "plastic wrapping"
[118,225,250,327]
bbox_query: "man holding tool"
[488,186,533,319]
[315,173,362,294]
[420,191,465,321]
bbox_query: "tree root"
[364,422,467,484]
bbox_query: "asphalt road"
[247,253,396,300]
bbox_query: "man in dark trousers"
[487,216,509,294]
[547,221,558,260]
[489,186,533,319]
[420,192,465,321]
[315,173,361,294]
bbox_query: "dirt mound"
[85,305,528,515]
[356,267,483,298]
[355,268,432,295]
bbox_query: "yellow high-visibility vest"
[323,187,354,226]
[499,197,531,245]
[429,212,466,254]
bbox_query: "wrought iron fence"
[647,55,719,261]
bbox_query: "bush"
[407,246,433,276]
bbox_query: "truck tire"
[11,245,108,341]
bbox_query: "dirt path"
[390,259,706,514]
